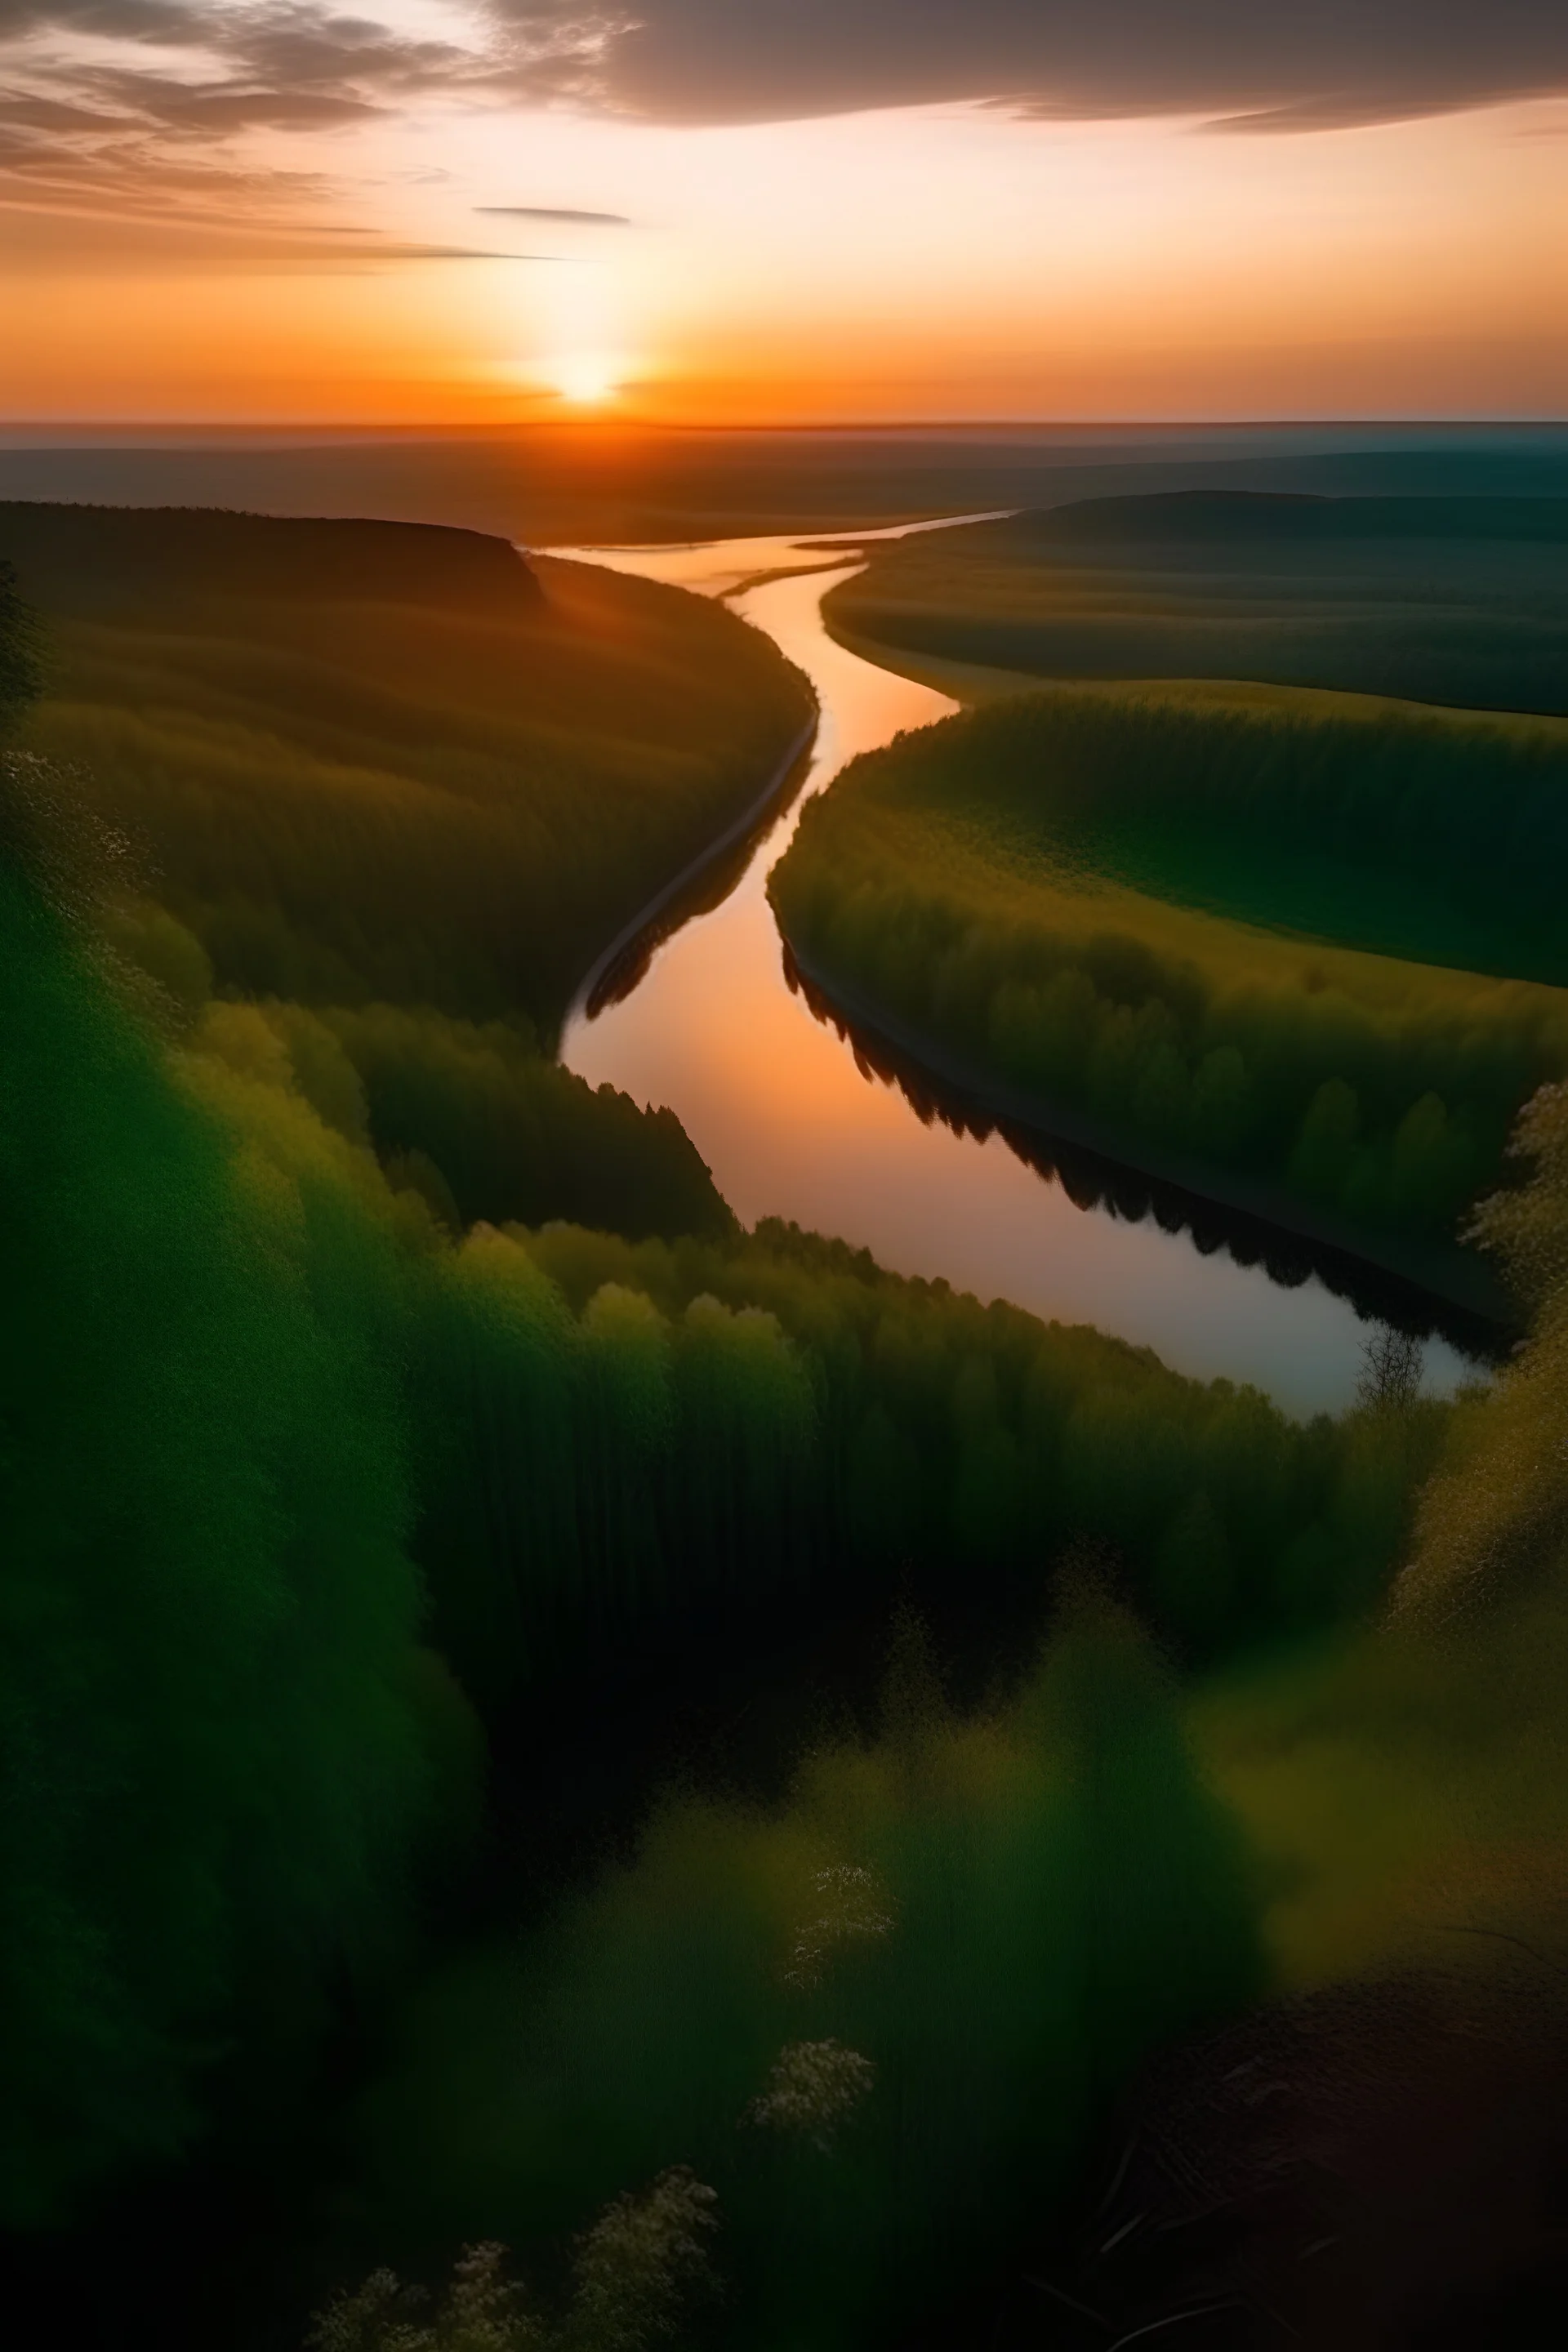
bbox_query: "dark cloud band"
[495,0,1568,131]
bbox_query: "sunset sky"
[2,2,1566,423]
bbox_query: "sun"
[547,353,623,406]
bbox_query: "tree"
[1356,1325,1424,1413]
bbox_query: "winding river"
[555,524,1480,1419]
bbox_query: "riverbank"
[781,935,1510,1346]
[567,714,817,1021]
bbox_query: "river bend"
[553,525,1477,1417]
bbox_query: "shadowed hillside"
[0,502,546,617]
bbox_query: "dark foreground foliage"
[0,844,466,2224]
[344,1597,1264,2352]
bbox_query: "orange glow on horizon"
[2,97,1564,427]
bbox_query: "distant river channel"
[550,522,1482,1418]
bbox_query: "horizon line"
[2,415,1566,442]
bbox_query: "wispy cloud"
[474,203,631,225]
[0,183,585,269]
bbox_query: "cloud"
[0,2,198,31]
[0,2,483,134]
[69,68,383,133]
[492,1,1568,132]
[14,2,1551,147]
[474,203,630,224]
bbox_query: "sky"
[2,2,1566,423]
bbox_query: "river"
[554,524,1480,1419]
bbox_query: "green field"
[769,686,1568,1267]
[826,492,1568,716]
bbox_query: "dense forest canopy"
[0,814,467,2222]
[0,648,1454,2307]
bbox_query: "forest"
[770,687,1568,1276]
[7,479,1568,2352]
